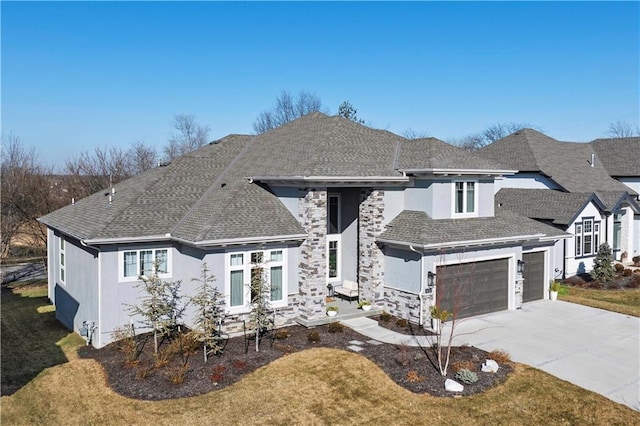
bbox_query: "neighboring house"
[39,114,567,348]
[478,129,640,273]
[590,137,640,195]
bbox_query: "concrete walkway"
[342,300,640,412]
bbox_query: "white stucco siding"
[382,188,404,226]
[494,173,562,193]
[384,247,422,294]
[565,202,606,276]
[51,232,100,344]
[617,177,640,195]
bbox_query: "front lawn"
[2,281,638,424]
[559,285,640,317]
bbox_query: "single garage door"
[436,258,509,319]
[523,252,545,302]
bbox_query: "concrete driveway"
[444,300,639,411]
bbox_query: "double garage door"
[436,253,545,320]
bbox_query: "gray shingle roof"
[478,129,633,194]
[40,113,527,245]
[396,138,509,171]
[494,188,603,226]
[590,137,640,177]
[379,209,567,248]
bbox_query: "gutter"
[377,233,546,251]
[248,175,410,183]
[61,230,308,249]
[397,168,518,176]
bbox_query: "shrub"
[379,311,392,322]
[623,269,633,276]
[633,255,640,266]
[327,322,344,333]
[166,363,189,385]
[564,275,586,287]
[627,275,640,289]
[152,348,172,368]
[112,325,139,365]
[395,318,408,328]
[488,349,511,364]
[307,330,320,343]
[232,360,246,370]
[614,263,625,273]
[274,329,290,340]
[455,369,478,384]
[135,361,153,380]
[451,360,476,373]
[396,343,410,366]
[406,370,425,382]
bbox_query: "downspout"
[563,237,567,280]
[409,245,425,326]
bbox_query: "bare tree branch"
[252,90,326,134]
[164,114,210,161]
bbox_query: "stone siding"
[384,287,435,326]
[359,188,385,303]
[297,188,328,322]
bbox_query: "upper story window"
[227,248,287,312]
[575,218,600,258]
[453,181,476,216]
[120,248,171,282]
[59,237,66,284]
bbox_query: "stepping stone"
[348,340,365,346]
[347,345,364,352]
[366,340,383,345]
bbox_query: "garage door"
[436,258,509,319]
[523,252,545,302]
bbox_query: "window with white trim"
[226,248,287,311]
[120,248,171,281]
[453,181,476,215]
[59,237,66,284]
[575,218,600,257]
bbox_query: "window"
[59,237,65,284]
[613,214,622,252]
[328,240,339,279]
[226,248,287,311]
[120,248,171,281]
[575,218,600,257]
[454,181,476,215]
[328,194,341,234]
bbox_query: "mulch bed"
[80,321,512,401]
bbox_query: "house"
[478,129,640,274]
[39,113,567,348]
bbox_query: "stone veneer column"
[298,187,327,321]
[358,188,385,303]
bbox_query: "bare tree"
[129,140,158,175]
[64,146,133,200]
[337,100,365,124]
[454,122,539,151]
[164,114,210,161]
[0,133,57,258]
[402,128,431,139]
[606,120,639,138]
[253,90,326,134]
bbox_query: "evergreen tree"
[247,254,273,352]
[190,263,226,362]
[591,242,615,283]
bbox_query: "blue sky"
[2,1,639,167]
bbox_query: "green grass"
[1,281,638,424]
[559,285,640,317]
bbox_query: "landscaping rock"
[482,359,499,373]
[445,379,464,392]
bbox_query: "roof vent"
[221,183,226,188]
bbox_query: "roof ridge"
[168,137,256,236]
